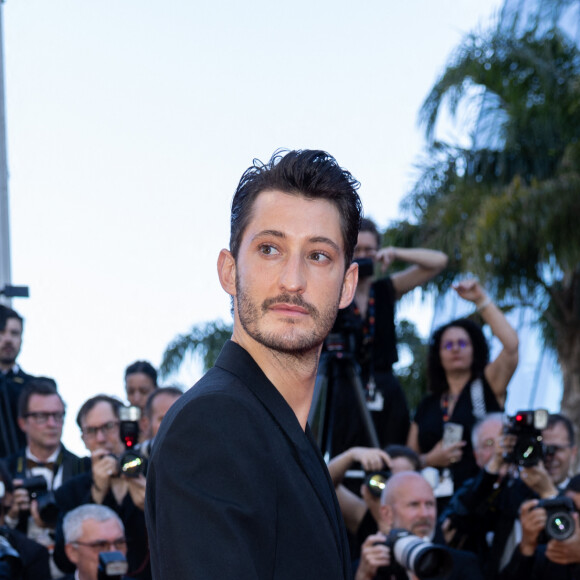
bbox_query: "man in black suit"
[54,395,149,579]
[146,149,362,579]
[355,471,484,580]
[0,305,35,457]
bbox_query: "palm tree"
[386,15,580,424]
[160,320,232,379]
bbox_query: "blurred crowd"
[0,303,182,580]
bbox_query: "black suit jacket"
[146,340,351,579]
[499,545,580,580]
[0,368,33,457]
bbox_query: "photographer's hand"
[424,440,465,468]
[518,499,545,556]
[520,463,558,498]
[29,499,48,528]
[7,481,30,520]
[91,448,117,503]
[545,512,580,565]
[126,474,147,511]
[355,532,390,580]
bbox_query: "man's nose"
[279,254,306,293]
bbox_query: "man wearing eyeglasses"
[63,504,128,580]
[3,378,89,577]
[440,412,578,579]
[53,395,150,580]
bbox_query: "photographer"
[355,471,483,580]
[328,445,420,558]
[3,379,89,577]
[330,218,448,454]
[53,395,150,580]
[0,460,51,579]
[498,476,580,580]
[440,412,577,579]
[63,504,128,580]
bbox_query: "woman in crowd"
[407,278,519,489]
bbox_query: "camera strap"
[470,378,487,421]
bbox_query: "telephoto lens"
[386,528,453,580]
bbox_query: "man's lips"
[269,303,309,315]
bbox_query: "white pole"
[0,1,12,306]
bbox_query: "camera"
[364,470,391,498]
[0,530,22,579]
[503,409,549,467]
[98,550,128,580]
[534,496,576,542]
[118,406,147,477]
[17,475,59,527]
[323,257,375,356]
[385,528,453,579]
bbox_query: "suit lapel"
[215,341,349,575]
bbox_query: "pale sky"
[3,0,536,455]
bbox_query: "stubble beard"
[235,278,341,357]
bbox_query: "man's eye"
[310,252,330,263]
[259,244,279,255]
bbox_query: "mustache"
[261,294,318,317]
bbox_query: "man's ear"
[17,417,27,433]
[379,503,394,531]
[65,543,79,566]
[338,261,358,309]
[217,249,236,297]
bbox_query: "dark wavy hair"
[229,149,362,269]
[427,318,490,395]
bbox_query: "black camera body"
[118,406,147,478]
[535,496,576,543]
[324,257,374,356]
[504,409,549,467]
[18,475,59,527]
[364,470,391,498]
[385,528,453,580]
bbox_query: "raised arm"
[327,446,391,487]
[381,247,448,299]
[454,279,519,407]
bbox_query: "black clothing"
[54,472,150,580]
[146,340,351,580]
[0,526,51,579]
[440,468,538,579]
[414,375,501,489]
[5,445,91,484]
[326,277,410,455]
[374,545,483,580]
[0,368,33,458]
[499,545,580,580]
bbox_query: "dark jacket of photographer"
[440,468,538,579]
[499,544,580,580]
[0,369,33,458]
[0,526,51,579]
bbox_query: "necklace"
[441,392,459,422]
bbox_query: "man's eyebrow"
[252,231,341,253]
